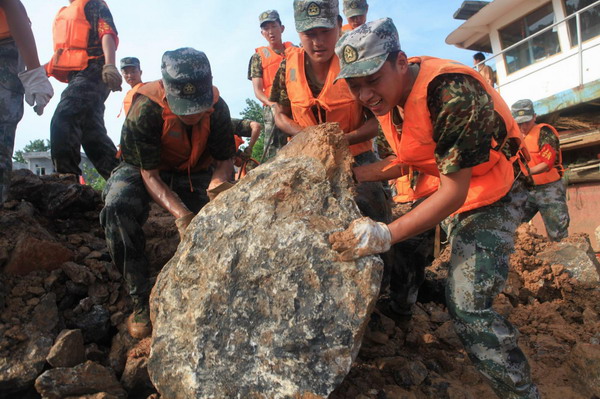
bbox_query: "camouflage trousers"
[0,41,24,204]
[444,180,539,399]
[522,178,569,241]
[260,105,287,162]
[100,162,211,299]
[50,63,118,180]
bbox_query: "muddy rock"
[149,124,383,398]
[4,234,74,275]
[47,329,86,368]
[538,236,600,284]
[35,360,127,399]
[69,305,111,343]
[567,343,600,397]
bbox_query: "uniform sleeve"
[538,126,560,154]
[247,53,263,80]
[269,60,291,107]
[120,96,164,170]
[208,97,236,160]
[231,118,253,138]
[428,74,495,175]
[84,0,119,53]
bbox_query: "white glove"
[329,217,392,261]
[18,66,54,115]
[102,64,123,92]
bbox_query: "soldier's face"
[299,27,339,65]
[348,14,366,30]
[121,66,142,88]
[345,54,411,116]
[178,113,204,126]
[518,119,536,135]
[261,22,284,46]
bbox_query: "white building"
[21,151,93,179]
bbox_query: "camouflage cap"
[335,18,401,81]
[343,0,368,18]
[161,48,213,116]
[294,0,339,32]
[259,10,280,26]
[511,99,535,123]
[120,57,140,69]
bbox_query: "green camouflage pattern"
[100,162,211,298]
[537,125,560,166]
[342,0,368,18]
[120,94,235,170]
[120,57,140,69]
[293,0,338,32]
[259,9,280,25]
[444,180,540,399]
[335,18,400,81]
[260,105,287,161]
[231,118,253,138]
[0,40,24,204]
[247,52,264,79]
[427,73,505,175]
[511,99,535,124]
[522,178,569,241]
[161,48,213,116]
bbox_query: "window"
[499,3,561,74]
[35,165,46,176]
[564,0,600,45]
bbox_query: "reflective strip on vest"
[285,49,372,157]
[136,80,218,173]
[377,56,523,215]
[524,123,562,185]
[119,82,144,118]
[256,42,293,101]
[0,8,11,40]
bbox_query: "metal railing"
[476,0,600,89]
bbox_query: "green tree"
[13,139,51,163]
[239,98,265,160]
[82,163,106,192]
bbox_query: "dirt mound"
[0,170,598,398]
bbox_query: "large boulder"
[149,123,384,398]
[538,235,600,284]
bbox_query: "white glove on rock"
[329,217,392,261]
[18,66,54,115]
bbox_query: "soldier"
[473,52,496,88]
[512,99,570,241]
[341,0,368,32]
[231,118,261,179]
[100,48,236,339]
[329,18,539,398]
[119,57,144,117]
[47,0,122,180]
[248,10,294,161]
[0,0,53,203]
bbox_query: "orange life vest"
[136,80,219,173]
[46,0,99,83]
[285,49,372,157]
[0,8,11,40]
[342,23,352,32]
[256,42,293,101]
[378,56,524,215]
[524,123,563,185]
[119,82,144,117]
[234,134,244,151]
[393,170,439,203]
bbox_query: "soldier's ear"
[281,25,285,33]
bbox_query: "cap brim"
[166,89,213,116]
[260,18,278,26]
[335,53,388,82]
[345,9,367,18]
[121,63,138,68]
[296,18,336,32]
[514,115,534,124]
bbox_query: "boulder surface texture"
[149,123,383,398]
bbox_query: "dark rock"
[31,292,59,333]
[62,262,97,285]
[435,321,462,349]
[393,360,429,387]
[47,329,86,368]
[121,356,155,398]
[108,329,138,376]
[35,360,127,399]
[567,343,600,397]
[148,124,383,398]
[70,305,111,343]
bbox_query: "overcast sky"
[15,0,473,154]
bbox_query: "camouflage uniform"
[521,126,569,241]
[100,93,235,299]
[0,39,23,203]
[248,49,288,161]
[335,18,539,399]
[50,0,119,180]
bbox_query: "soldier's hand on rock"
[102,64,123,92]
[206,181,235,201]
[18,66,54,115]
[175,212,195,240]
[329,217,392,261]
